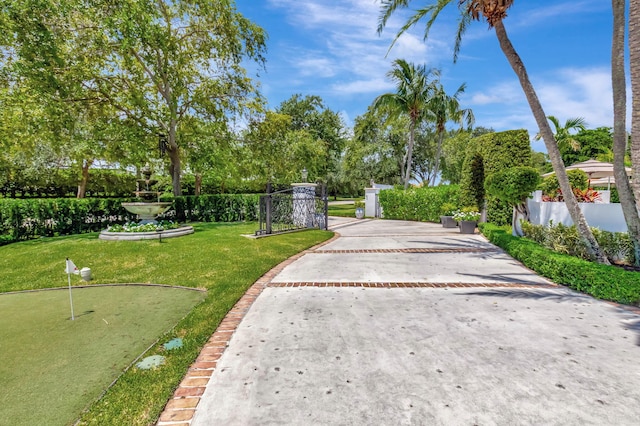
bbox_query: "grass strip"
[327,203,356,217]
[480,223,640,305]
[0,222,332,425]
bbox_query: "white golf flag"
[65,258,79,275]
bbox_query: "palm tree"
[378,0,609,264]
[612,0,640,266]
[630,1,640,202]
[373,59,436,189]
[427,79,474,186]
[534,116,586,165]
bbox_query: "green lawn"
[0,222,332,425]
[0,286,205,426]
[327,202,357,217]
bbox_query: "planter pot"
[459,220,477,234]
[355,207,365,219]
[440,215,457,228]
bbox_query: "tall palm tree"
[378,0,609,264]
[373,59,435,189]
[534,116,586,165]
[427,79,474,186]
[630,0,640,202]
[612,0,640,266]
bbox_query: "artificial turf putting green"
[0,285,205,426]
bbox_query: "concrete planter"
[355,207,365,219]
[440,216,457,228]
[459,220,477,234]
[99,226,194,241]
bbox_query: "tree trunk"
[404,120,415,189]
[512,202,530,237]
[630,0,640,202]
[494,20,609,264]
[431,130,445,186]
[168,120,181,196]
[195,173,202,196]
[612,0,640,265]
[76,159,93,199]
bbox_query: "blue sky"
[235,0,615,153]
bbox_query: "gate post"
[323,184,328,230]
[266,182,272,235]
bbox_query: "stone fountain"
[99,165,194,241]
[121,165,172,223]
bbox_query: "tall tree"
[95,0,266,196]
[534,116,586,166]
[612,0,640,265]
[571,127,614,165]
[630,0,640,202]
[276,94,347,194]
[344,106,407,192]
[1,0,267,196]
[426,78,474,186]
[378,0,609,264]
[373,59,436,189]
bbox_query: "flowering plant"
[453,208,480,222]
[107,220,179,233]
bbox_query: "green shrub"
[172,194,259,223]
[0,194,260,246]
[480,223,640,305]
[521,221,635,265]
[539,169,589,198]
[440,202,457,216]
[378,185,460,222]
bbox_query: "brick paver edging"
[156,232,341,426]
[314,248,500,254]
[156,231,562,425]
[268,282,558,288]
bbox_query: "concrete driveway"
[166,219,640,425]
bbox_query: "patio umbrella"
[565,159,631,179]
[590,176,617,188]
[542,159,631,179]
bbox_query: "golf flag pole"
[65,258,79,320]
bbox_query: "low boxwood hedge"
[479,223,640,305]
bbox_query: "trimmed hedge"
[172,194,260,222]
[0,198,135,243]
[378,185,460,222]
[0,194,260,246]
[460,129,532,225]
[480,223,640,305]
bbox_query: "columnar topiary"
[460,129,532,225]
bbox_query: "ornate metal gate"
[256,184,328,236]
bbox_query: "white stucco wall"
[527,199,627,233]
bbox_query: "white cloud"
[265,0,448,95]
[536,67,616,129]
[294,57,338,78]
[468,81,525,106]
[331,77,393,95]
[465,66,627,152]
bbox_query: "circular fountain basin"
[122,202,172,221]
[99,226,194,241]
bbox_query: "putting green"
[0,285,205,426]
